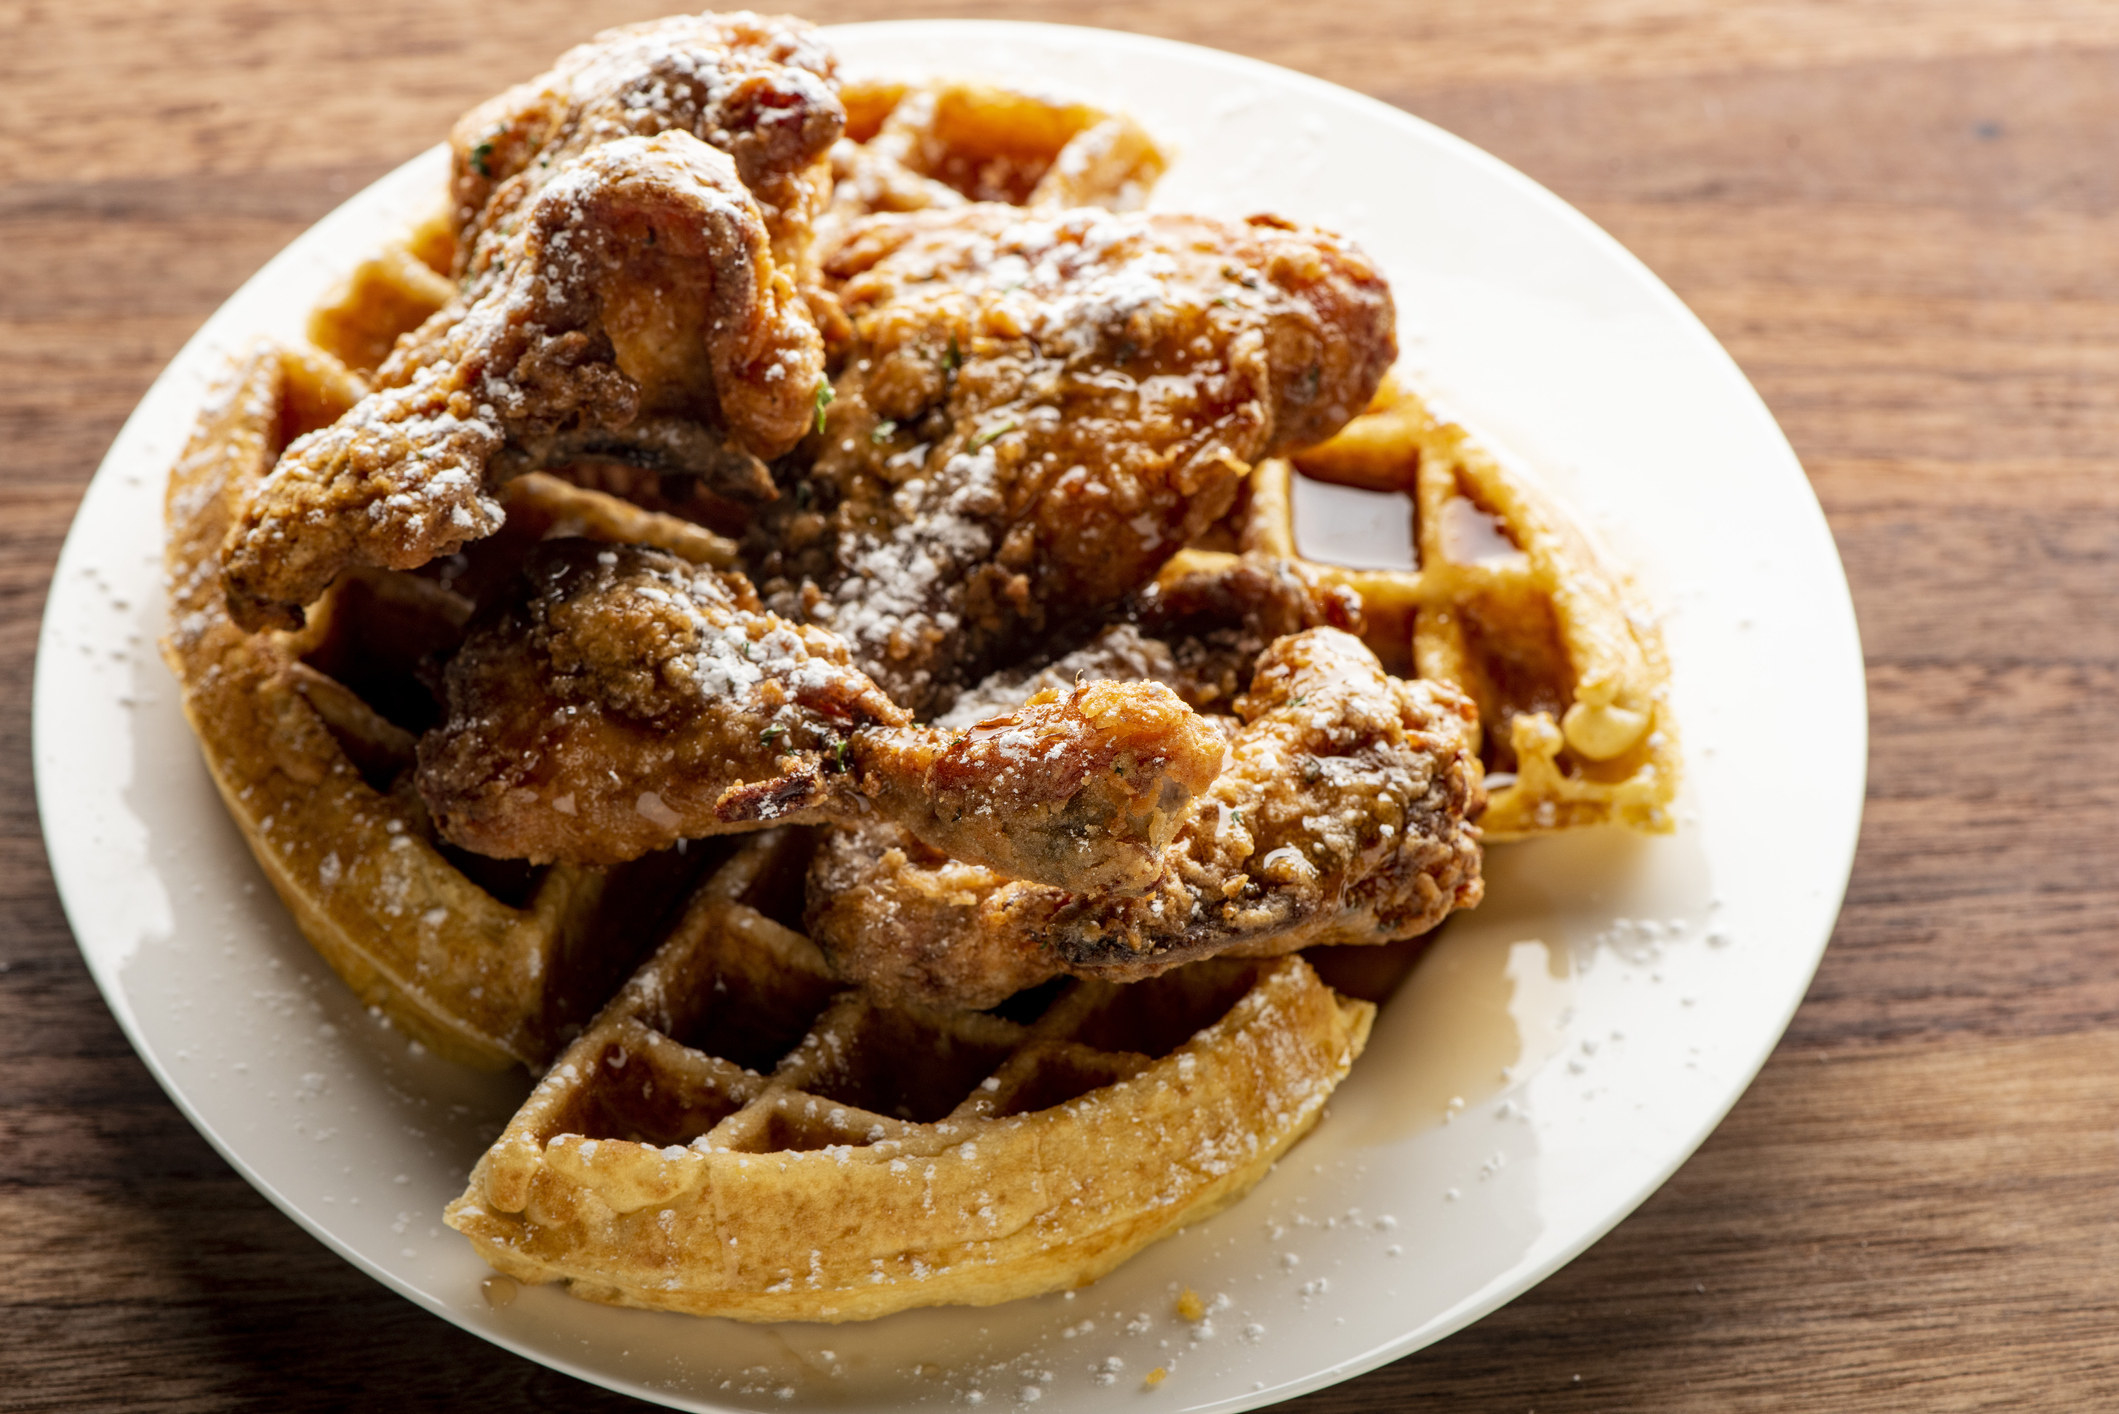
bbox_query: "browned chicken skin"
[748,204,1396,713]
[448,11,843,286]
[807,627,1486,1009]
[222,133,826,631]
[416,541,1223,892]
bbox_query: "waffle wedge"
[830,74,1166,216]
[446,829,1371,1321]
[304,206,457,376]
[1180,373,1679,837]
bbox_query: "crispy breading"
[448,12,842,283]
[807,627,1486,1008]
[417,541,1222,891]
[222,133,824,630]
[747,204,1397,712]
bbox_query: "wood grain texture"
[4,1,2114,1408]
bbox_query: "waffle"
[1185,373,1680,837]
[445,827,1370,1321]
[304,206,457,375]
[830,74,1165,214]
[160,35,1672,1326]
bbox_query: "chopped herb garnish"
[813,376,835,434]
[870,419,898,444]
[469,140,496,178]
[1113,762,1126,776]
[944,333,962,373]
[760,724,784,743]
[832,738,853,772]
[968,418,1019,452]
[1291,694,1306,706]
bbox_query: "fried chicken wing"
[748,204,1396,713]
[807,627,1485,1009]
[416,541,1223,893]
[449,12,842,283]
[223,133,825,630]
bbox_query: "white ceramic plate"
[35,20,1864,1413]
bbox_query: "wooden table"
[6,2,2115,1407]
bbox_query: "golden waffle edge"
[1260,374,1678,837]
[445,829,1370,1321]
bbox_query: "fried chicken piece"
[448,12,842,285]
[748,204,1396,714]
[807,627,1485,1009]
[416,541,1222,893]
[800,676,1219,894]
[223,133,825,631]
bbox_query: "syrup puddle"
[1386,928,1571,1124]
[1318,919,1574,1155]
[1290,476,1417,570]
[1437,495,1525,565]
